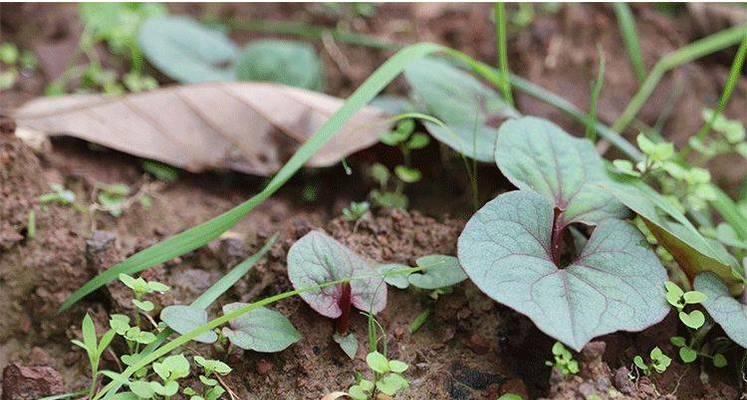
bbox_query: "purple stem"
[336,282,352,335]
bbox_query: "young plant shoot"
[287,231,387,358]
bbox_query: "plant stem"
[550,208,565,266]
[586,46,606,141]
[336,282,352,335]
[613,3,646,83]
[494,2,514,106]
[612,24,747,133]
[226,19,402,50]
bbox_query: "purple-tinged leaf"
[458,190,669,351]
[495,116,630,226]
[287,231,386,318]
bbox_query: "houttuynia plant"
[458,116,670,351]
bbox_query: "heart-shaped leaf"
[603,177,743,295]
[287,231,386,318]
[408,255,467,290]
[458,190,669,351]
[678,310,705,329]
[694,272,747,348]
[495,117,630,226]
[220,303,301,352]
[332,332,358,359]
[377,264,412,289]
[160,305,218,344]
[235,39,323,90]
[403,57,519,161]
[139,16,237,83]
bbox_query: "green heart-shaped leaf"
[694,272,747,348]
[679,346,698,363]
[235,39,322,90]
[678,310,705,329]
[458,190,669,351]
[139,16,237,83]
[408,255,467,290]
[332,332,358,360]
[160,305,218,344]
[377,264,411,289]
[603,177,743,295]
[495,117,630,226]
[287,231,386,318]
[403,57,519,162]
[221,303,300,352]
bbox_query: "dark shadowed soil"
[1,3,746,400]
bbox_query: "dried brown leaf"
[13,82,391,176]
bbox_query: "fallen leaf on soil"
[321,392,349,400]
[12,82,391,176]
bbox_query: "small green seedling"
[128,354,190,398]
[39,183,76,205]
[342,201,370,222]
[96,183,131,217]
[348,351,409,400]
[119,273,169,328]
[143,160,179,182]
[0,42,36,90]
[182,356,232,400]
[71,314,116,398]
[669,335,728,367]
[497,395,524,400]
[690,109,747,161]
[633,347,671,376]
[368,163,408,209]
[665,281,707,329]
[546,342,579,376]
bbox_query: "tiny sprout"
[96,183,131,217]
[546,342,579,376]
[71,314,116,398]
[497,395,524,400]
[342,201,370,221]
[190,356,232,400]
[633,347,671,375]
[665,281,706,329]
[39,183,76,205]
[119,273,170,297]
[348,351,409,399]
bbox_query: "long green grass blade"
[494,2,514,106]
[586,47,606,141]
[613,24,747,133]
[613,3,646,83]
[60,43,445,312]
[711,187,747,241]
[693,33,747,143]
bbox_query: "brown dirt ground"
[1,3,747,400]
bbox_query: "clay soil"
[1,3,746,400]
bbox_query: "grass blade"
[613,24,747,133]
[692,33,747,144]
[61,43,445,312]
[586,47,606,141]
[494,2,514,106]
[613,3,646,83]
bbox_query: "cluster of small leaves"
[369,119,430,209]
[72,314,116,398]
[342,201,370,222]
[545,342,579,376]
[120,273,170,314]
[690,109,747,161]
[182,356,232,400]
[669,336,727,367]
[0,42,37,90]
[633,347,671,376]
[614,134,715,211]
[47,3,164,96]
[348,351,409,399]
[665,281,707,330]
